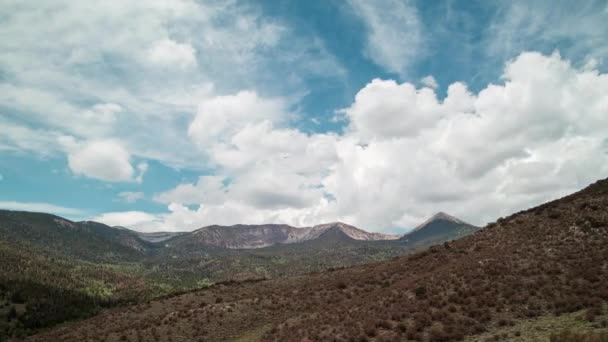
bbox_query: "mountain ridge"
[167,221,400,250]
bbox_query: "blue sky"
[1,0,608,233]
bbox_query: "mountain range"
[23,177,608,342]
[164,221,400,250]
[0,208,478,340]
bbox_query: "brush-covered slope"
[0,210,152,262]
[30,178,608,341]
[400,212,480,247]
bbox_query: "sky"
[1,0,608,234]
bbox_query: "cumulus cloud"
[60,137,145,182]
[420,76,438,89]
[115,51,608,233]
[154,176,227,206]
[332,51,608,228]
[188,91,287,148]
[342,79,444,140]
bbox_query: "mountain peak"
[400,211,479,245]
[311,222,400,241]
[413,212,467,232]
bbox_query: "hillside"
[26,177,608,341]
[153,229,408,282]
[0,211,153,262]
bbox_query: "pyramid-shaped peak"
[413,212,468,231]
[431,212,464,223]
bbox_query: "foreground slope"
[28,178,608,341]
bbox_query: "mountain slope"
[0,210,152,262]
[156,232,408,282]
[166,222,399,250]
[30,178,608,341]
[400,212,479,247]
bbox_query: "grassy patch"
[234,324,271,342]
[465,307,608,341]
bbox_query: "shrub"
[548,211,561,219]
[364,326,377,337]
[414,286,427,299]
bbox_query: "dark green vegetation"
[24,177,608,341]
[0,209,476,340]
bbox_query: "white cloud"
[136,51,608,233]
[485,1,608,67]
[147,39,197,69]
[331,51,608,228]
[162,119,337,212]
[341,79,444,140]
[60,137,144,182]
[420,75,438,89]
[82,103,123,127]
[188,91,288,148]
[0,201,84,217]
[0,119,58,155]
[348,0,425,75]
[0,0,344,171]
[118,191,145,203]
[154,176,227,206]
[91,211,164,231]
